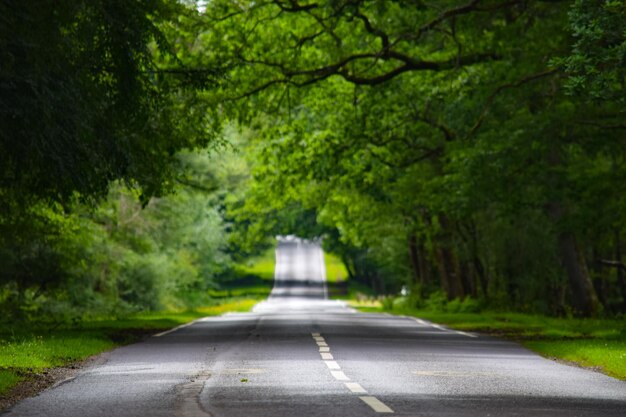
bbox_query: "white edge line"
[454,330,478,338]
[153,321,195,337]
[411,317,478,338]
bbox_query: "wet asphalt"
[5,238,626,416]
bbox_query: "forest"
[1,0,625,322]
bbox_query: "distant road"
[7,238,626,416]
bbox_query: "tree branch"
[468,68,559,137]
[596,259,626,270]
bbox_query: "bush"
[392,296,409,310]
[459,296,482,313]
[380,295,395,310]
[424,291,448,312]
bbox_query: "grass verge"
[351,301,626,380]
[324,253,348,283]
[0,298,259,398]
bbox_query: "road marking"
[177,370,212,417]
[330,370,350,381]
[313,336,325,342]
[359,396,394,413]
[154,321,194,337]
[413,370,498,377]
[345,382,367,393]
[219,368,265,375]
[311,332,321,337]
[320,352,333,360]
[411,318,477,338]
[324,360,341,370]
[316,341,328,347]
[319,346,330,352]
[454,330,478,338]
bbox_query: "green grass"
[525,339,626,379]
[353,302,626,380]
[0,370,23,394]
[237,247,276,281]
[324,253,348,283]
[0,298,259,396]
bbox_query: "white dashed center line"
[345,382,367,393]
[360,396,394,413]
[330,370,350,381]
[311,332,395,413]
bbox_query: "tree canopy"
[195,0,625,316]
[0,0,624,318]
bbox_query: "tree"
[192,0,625,315]
[0,0,216,204]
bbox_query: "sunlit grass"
[0,334,115,370]
[525,339,626,380]
[324,253,348,283]
[347,299,382,309]
[207,285,271,298]
[237,247,276,281]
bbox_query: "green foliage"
[0,149,245,319]
[2,0,625,326]
[0,0,215,203]
[561,0,626,103]
[191,0,626,316]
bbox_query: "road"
[6,237,626,416]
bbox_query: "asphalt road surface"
[6,237,626,416]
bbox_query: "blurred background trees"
[0,0,624,319]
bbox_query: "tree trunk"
[547,194,599,316]
[615,228,626,312]
[408,233,430,288]
[341,256,356,281]
[554,229,599,316]
[473,256,488,296]
[436,246,464,299]
[436,215,464,299]
[408,233,421,285]
[547,144,599,316]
